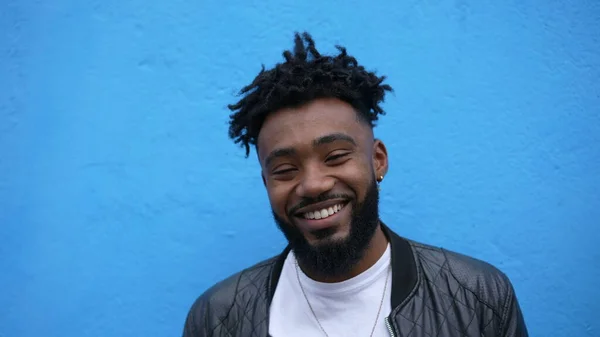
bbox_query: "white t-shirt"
[269,244,392,337]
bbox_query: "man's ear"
[373,138,389,179]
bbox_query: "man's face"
[257,98,389,277]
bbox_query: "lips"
[291,199,351,233]
[292,199,349,218]
[302,203,346,220]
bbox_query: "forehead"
[257,98,372,161]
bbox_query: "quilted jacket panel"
[182,237,527,337]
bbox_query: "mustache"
[288,193,353,216]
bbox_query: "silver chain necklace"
[294,260,391,337]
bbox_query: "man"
[182,32,528,337]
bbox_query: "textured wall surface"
[1,1,599,336]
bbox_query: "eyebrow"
[264,133,357,167]
[264,147,296,167]
[313,133,357,147]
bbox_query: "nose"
[296,166,335,198]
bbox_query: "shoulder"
[182,256,278,336]
[409,240,515,313]
[188,256,277,312]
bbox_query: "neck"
[299,224,389,283]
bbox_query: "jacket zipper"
[385,317,396,337]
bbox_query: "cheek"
[342,157,372,180]
[266,184,292,216]
[339,159,373,194]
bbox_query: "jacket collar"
[267,222,418,309]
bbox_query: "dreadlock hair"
[227,31,393,157]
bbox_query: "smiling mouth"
[295,202,349,220]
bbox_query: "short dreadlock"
[227,32,393,157]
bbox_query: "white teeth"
[303,204,345,220]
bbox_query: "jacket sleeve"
[499,280,528,337]
[182,297,210,337]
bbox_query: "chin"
[272,178,380,277]
[307,225,350,245]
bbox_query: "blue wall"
[1,1,599,336]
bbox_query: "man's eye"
[273,167,295,175]
[326,152,350,162]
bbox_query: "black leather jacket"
[182,225,528,336]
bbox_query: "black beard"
[272,178,380,279]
